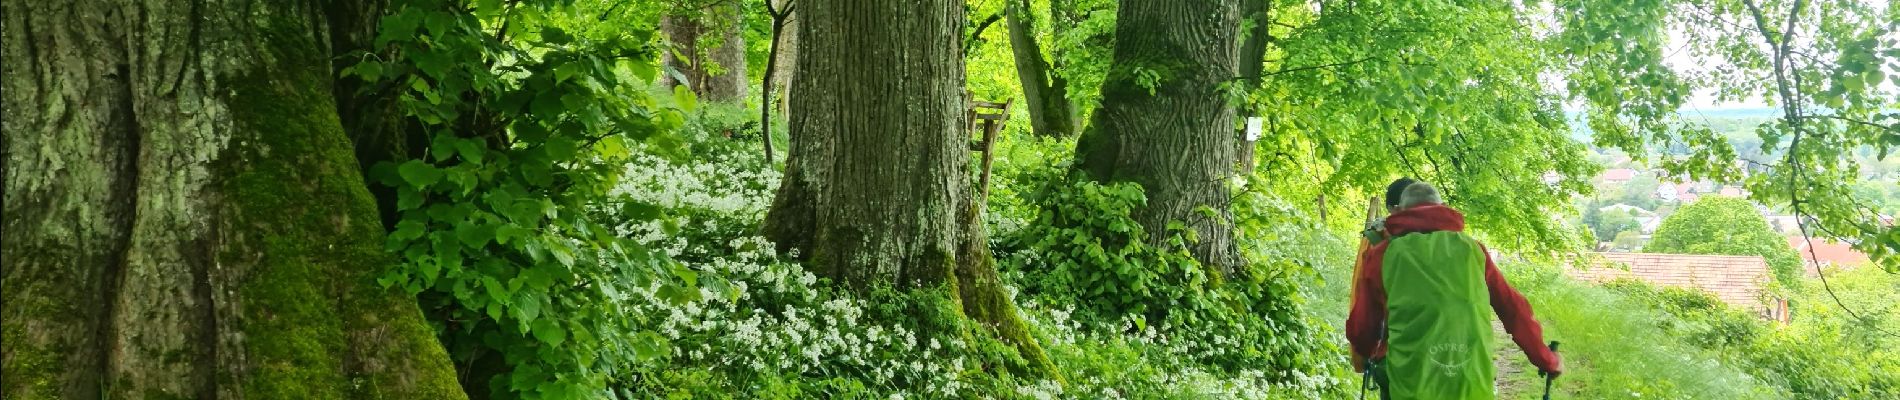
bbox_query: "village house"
[1786,236,1872,275]
[1600,168,1637,184]
[1573,253,1790,323]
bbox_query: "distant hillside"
[1565,108,1782,142]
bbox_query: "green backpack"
[1381,231,1497,400]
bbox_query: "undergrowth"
[589,114,1355,398]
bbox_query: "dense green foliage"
[995,160,1344,379]
[1646,197,1804,283]
[1498,263,1782,399]
[76,0,1883,398]
[343,0,701,396]
[1560,0,1900,271]
[1602,268,1900,398]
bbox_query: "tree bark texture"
[1074,0,1243,274]
[0,1,466,398]
[661,5,748,102]
[1234,0,1271,169]
[771,7,798,114]
[761,0,1051,372]
[1006,0,1077,138]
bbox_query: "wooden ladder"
[966,94,1011,200]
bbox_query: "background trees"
[1072,0,1244,273]
[1646,197,1804,283]
[2,0,1894,398]
[760,0,1050,372]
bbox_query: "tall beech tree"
[1074,0,1245,273]
[660,1,748,101]
[762,0,1051,372]
[1007,0,1079,137]
[1,0,464,398]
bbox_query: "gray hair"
[1396,182,1443,209]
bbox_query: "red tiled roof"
[1787,237,1871,273]
[1574,253,1776,312]
[1601,169,1637,181]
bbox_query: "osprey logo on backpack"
[1428,342,1473,377]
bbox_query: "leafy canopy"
[1645,197,1803,283]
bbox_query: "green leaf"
[546,137,579,160]
[424,12,453,36]
[396,185,425,211]
[532,90,563,118]
[549,243,575,268]
[672,84,697,111]
[532,318,566,347]
[555,62,585,83]
[542,27,572,45]
[632,331,671,361]
[628,59,657,82]
[411,79,440,105]
[455,140,486,164]
[398,160,444,188]
[430,134,457,162]
[496,225,532,245]
[515,292,542,323]
[456,222,494,248]
[656,283,700,304]
[596,135,630,159]
[419,256,441,284]
[482,276,510,304]
[522,164,555,187]
[391,219,427,243]
[348,59,384,82]
[670,263,698,286]
[369,162,402,186]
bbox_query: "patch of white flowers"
[605,144,1347,398]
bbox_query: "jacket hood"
[1384,204,1467,235]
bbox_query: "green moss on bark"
[0,312,65,399]
[212,14,466,400]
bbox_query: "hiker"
[1347,179,1562,400]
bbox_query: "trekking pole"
[1541,341,1561,400]
[1359,357,1375,400]
[1359,366,1369,400]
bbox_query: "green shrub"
[1501,263,1781,400]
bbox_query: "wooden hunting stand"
[966,94,1010,200]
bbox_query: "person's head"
[1384,178,1418,213]
[1396,182,1443,210]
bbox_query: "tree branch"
[965,13,1003,54]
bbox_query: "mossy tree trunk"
[1006,0,1077,138]
[661,4,748,102]
[762,0,1052,374]
[0,0,466,398]
[1074,0,1243,275]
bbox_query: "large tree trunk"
[1074,0,1243,274]
[1,1,466,398]
[661,5,747,102]
[1235,0,1271,169]
[1006,0,1078,137]
[762,0,1051,373]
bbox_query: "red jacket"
[1345,204,1561,373]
